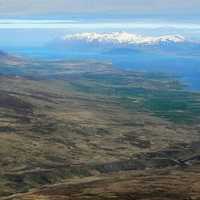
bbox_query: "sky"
[0,0,199,48]
[0,0,199,16]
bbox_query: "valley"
[0,56,200,199]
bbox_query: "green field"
[0,58,200,199]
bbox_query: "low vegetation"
[0,58,199,199]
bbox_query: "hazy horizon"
[0,0,199,48]
[0,13,200,49]
[0,0,200,16]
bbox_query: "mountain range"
[48,32,200,58]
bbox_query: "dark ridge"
[0,92,33,115]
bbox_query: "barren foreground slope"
[0,57,200,199]
[5,165,200,200]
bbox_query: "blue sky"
[0,0,199,48]
[1,19,200,48]
[0,0,199,16]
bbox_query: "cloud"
[0,20,199,29]
[0,0,199,16]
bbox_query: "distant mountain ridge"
[62,32,186,46]
[0,50,8,57]
[0,49,26,67]
[47,32,200,58]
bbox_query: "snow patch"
[62,32,186,45]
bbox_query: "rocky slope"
[0,58,199,199]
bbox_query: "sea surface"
[5,46,200,92]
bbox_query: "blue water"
[1,15,199,91]
[5,46,200,92]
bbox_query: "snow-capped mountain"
[49,32,200,58]
[62,32,186,46]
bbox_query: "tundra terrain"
[0,54,200,199]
